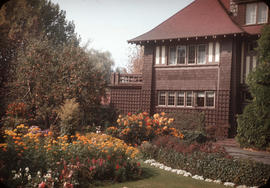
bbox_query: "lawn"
[99,164,227,188]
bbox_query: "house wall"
[109,37,243,138]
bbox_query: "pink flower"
[38,182,46,188]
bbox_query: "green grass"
[98,164,227,188]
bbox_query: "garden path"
[215,139,270,165]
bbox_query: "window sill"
[154,63,219,68]
[156,106,215,109]
[244,23,268,26]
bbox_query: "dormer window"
[246,2,268,25]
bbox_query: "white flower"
[11,170,16,174]
[13,174,19,179]
[213,179,222,184]
[25,167,29,173]
[183,172,192,177]
[236,185,248,188]
[205,178,213,182]
[27,174,31,181]
[192,175,204,180]
[224,182,235,187]
[171,169,177,173]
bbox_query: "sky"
[51,0,194,69]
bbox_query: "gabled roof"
[129,0,244,43]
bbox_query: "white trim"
[155,46,160,64]
[208,42,213,62]
[215,42,220,62]
[161,46,166,64]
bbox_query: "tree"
[8,37,109,128]
[237,25,270,150]
[0,0,79,120]
[127,45,144,74]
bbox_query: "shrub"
[106,112,184,145]
[140,142,270,186]
[237,102,270,150]
[169,111,205,132]
[152,136,225,155]
[237,25,270,151]
[57,98,81,136]
[0,124,142,187]
[1,102,30,129]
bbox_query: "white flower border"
[144,159,258,188]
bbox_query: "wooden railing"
[110,73,142,86]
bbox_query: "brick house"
[110,0,269,137]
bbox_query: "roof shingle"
[129,0,244,43]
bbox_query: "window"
[177,46,186,64]
[155,46,160,64]
[158,91,166,105]
[196,92,205,107]
[246,3,268,25]
[188,45,196,64]
[177,91,185,106]
[208,42,213,62]
[161,46,166,64]
[169,46,177,65]
[206,91,215,107]
[168,92,175,106]
[157,91,215,108]
[215,42,220,62]
[257,2,268,24]
[246,3,257,24]
[197,45,206,64]
[186,91,193,107]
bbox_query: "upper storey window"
[246,3,268,25]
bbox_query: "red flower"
[116,164,120,170]
[127,112,131,116]
[137,162,140,167]
[38,182,46,188]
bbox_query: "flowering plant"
[106,112,183,145]
[0,124,142,187]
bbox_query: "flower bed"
[106,112,184,145]
[140,141,270,187]
[0,124,141,187]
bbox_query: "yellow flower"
[161,112,166,116]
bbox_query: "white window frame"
[176,91,185,107]
[197,44,207,64]
[206,91,215,107]
[246,2,269,25]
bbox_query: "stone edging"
[144,159,258,188]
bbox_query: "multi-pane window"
[186,91,193,107]
[158,91,215,108]
[188,45,196,64]
[168,92,175,106]
[257,2,268,24]
[155,46,166,65]
[196,92,205,107]
[158,91,166,106]
[206,91,215,107]
[177,46,186,64]
[197,45,206,64]
[169,47,177,65]
[177,91,185,106]
[165,43,221,65]
[246,3,268,25]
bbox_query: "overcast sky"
[51,0,194,69]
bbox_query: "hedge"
[140,143,270,186]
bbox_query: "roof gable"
[129,0,243,43]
